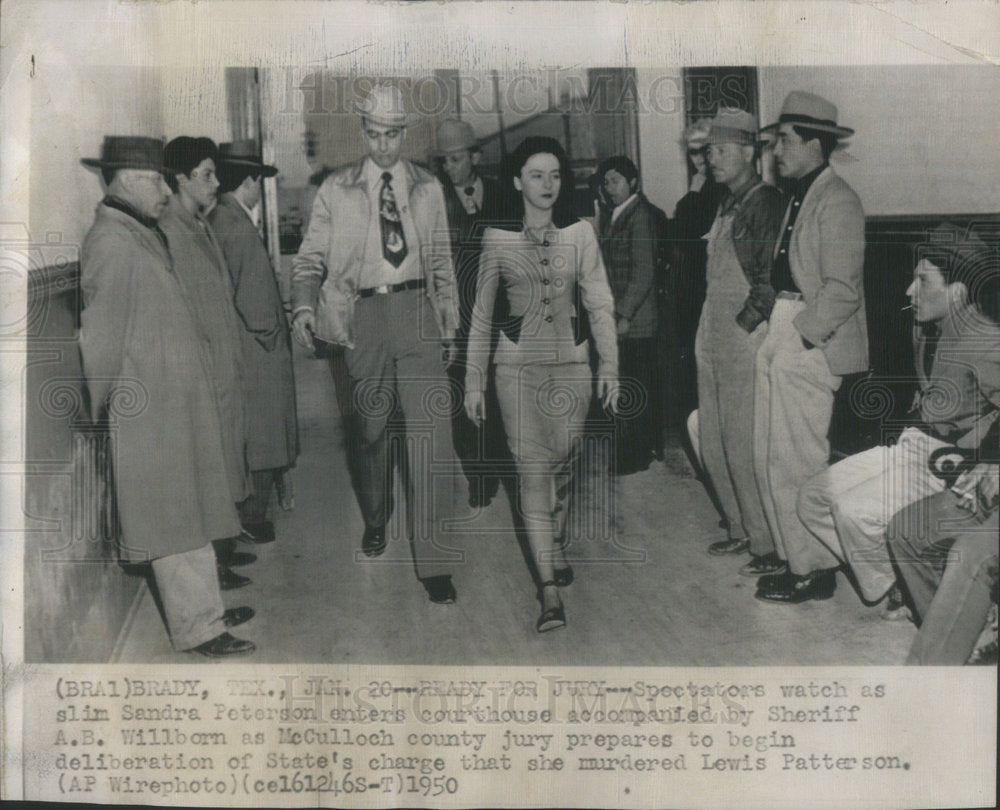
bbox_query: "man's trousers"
[889,490,998,664]
[696,314,771,554]
[343,289,463,578]
[151,543,226,651]
[795,427,948,600]
[753,297,841,568]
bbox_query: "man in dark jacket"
[434,119,512,507]
[596,156,667,474]
[79,136,254,657]
[211,141,299,543]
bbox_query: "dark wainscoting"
[828,213,1000,459]
[25,261,143,663]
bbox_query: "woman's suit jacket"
[465,220,618,394]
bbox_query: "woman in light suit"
[464,137,619,633]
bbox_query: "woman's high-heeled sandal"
[536,581,566,633]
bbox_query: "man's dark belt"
[357,278,426,299]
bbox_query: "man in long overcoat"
[78,136,254,657]
[161,137,258,589]
[211,141,299,541]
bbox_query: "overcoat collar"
[95,202,172,266]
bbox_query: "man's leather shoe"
[223,606,255,628]
[756,569,796,593]
[241,521,275,544]
[186,632,255,658]
[218,564,251,591]
[362,525,386,558]
[739,552,787,578]
[755,570,836,604]
[422,575,456,604]
[708,537,750,556]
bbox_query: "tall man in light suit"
[290,84,462,604]
[750,92,868,601]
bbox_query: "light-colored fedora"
[351,83,421,128]
[760,91,854,138]
[707,108,758,145]
[434,118,479,155]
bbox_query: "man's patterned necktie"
[379,171,407,267]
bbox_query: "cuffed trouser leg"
[753,299,839,565]
[151,543,226,651]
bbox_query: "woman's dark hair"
[163,136,218,193]
[920,225,1000,325]
[218,162,260,195]
[500,136,577,229]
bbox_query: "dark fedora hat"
[81,136,168,172]
[217,140,278,177]
[760,91,854,138]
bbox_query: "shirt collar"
[229,193,259,228]
[720,172,760,213]
[611,193,638,224]
[364,156,403,190]
[793,162,828,198]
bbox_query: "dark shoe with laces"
[708,537,750,556]
[186,632,255,658]
[422,575,456,604]
[739,552,787,578]
[223,606,255,628]
[217,564,251,591]
[361,525,386,558]
[755,570,837,604]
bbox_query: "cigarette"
[901,304,913,311]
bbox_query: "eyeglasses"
[687,147,706,157]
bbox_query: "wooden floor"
[116,343,916,665]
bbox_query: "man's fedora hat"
[81,136,168,172]
[707,108,759,145]
[218,140,278,177]
[351,83,421,128]
[760,91,854,138]
[434,119,479,155]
